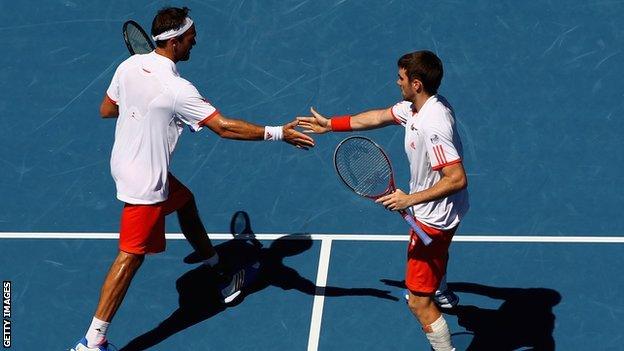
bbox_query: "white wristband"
[264,126,283,141]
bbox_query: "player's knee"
[407,293,433,317]
[117,251,145,269]
[186,193,196,206]
[178,194,198,216]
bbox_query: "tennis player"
[297,50,468,351]
[71,7,314,351]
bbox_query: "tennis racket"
[122,20,155,55]
[334,136,433,246]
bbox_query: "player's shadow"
[380,280,561,351]
[120,212,397,351]
[445,282,561,351]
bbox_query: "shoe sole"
[222,290,242,304]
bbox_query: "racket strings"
[335,140,392,197]
[125,23,154,55]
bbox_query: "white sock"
[424,315,454,351]
[202,252,219,267]
[85,317,109,347]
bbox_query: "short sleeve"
[390,101,413,126]
[106,66,121,104]
[174,81,219,132]
[423,118,462,171]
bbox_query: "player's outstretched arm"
[297,106,396,133]
[201,113,315,149]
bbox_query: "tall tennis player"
[298,50,468,351]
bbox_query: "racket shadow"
[120,213,396,351]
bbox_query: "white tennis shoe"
[434,289,459,309]
[403,289,459,309]
[70,338,115,351]
[219,268,245,304]
[219,261,261,304]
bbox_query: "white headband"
[152,17,194,41]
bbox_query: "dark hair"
[151,7,191,47]
[397,50,443,95]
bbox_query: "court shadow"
[446,282,561,351]
[120,213,396,351]
[241,234,397,300]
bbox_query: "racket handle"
[399,211,433,246]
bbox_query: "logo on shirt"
[409,141,416,150]
[410,124,417,131]
[430,134,440,144]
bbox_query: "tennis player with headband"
[297,50,469,351]
[70,6,314,351]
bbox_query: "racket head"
[230,211,252,236]
[229,210,263,248]
[122,20,155,55]
[333,136,395,199]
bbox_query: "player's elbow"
[99,106,109,118]
[100,103,118,118]
[442,163,468,192]
[211,122,230,138]
[203,114,232,138]
[445,171,467,193]
[454,173,468,191]
[213,118,241,139]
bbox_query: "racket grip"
[400,211,433,246]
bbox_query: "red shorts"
[405,221,457,294]
[119,174,192,255]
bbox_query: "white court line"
[307,238,332,351]
[1,232,624,243]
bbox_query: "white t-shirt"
[106,52,218,204]
[391,95,469,230]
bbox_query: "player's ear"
[412,79,423,92]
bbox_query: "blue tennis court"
[2,1,624,350]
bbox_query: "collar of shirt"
[412,94,438,115]
[149,51,179,76]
